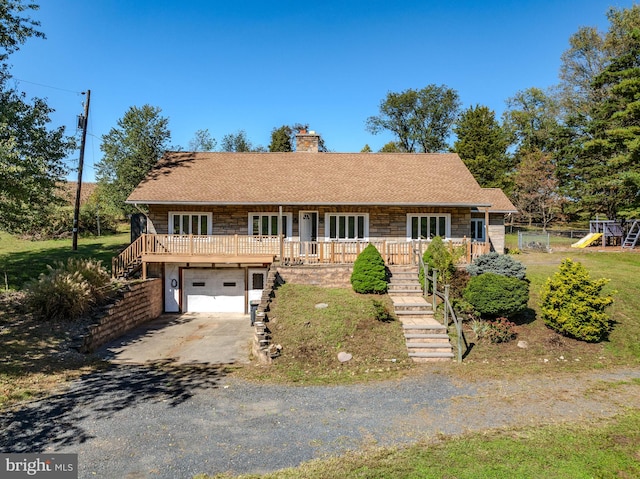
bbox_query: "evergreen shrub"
[466,252,527,280]
[350,244,388,294]
[463,272,529,319]
[540,258,615,342]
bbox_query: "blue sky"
[9,0,638,182]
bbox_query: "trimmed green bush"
[463,272,529,319]
[467,252,527,280]
[419,236,456,289]
[540,258,615,342]
[26,258,116,320]
[351,244,388,294]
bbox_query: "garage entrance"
[183,268,245,313]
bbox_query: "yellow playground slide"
[571,232,603,248]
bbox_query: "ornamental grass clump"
[540,258,615,342]
[350,244,388,294]
[26,258,116,321]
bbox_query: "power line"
[13,77,82,95]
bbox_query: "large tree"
[268,125,293,152]
[452,105,512,189]
[220,129,260,152]
[96,105,171,215]
[0,1,75,233]
[188,128,216,151]
[512,150,562,229]
[560,5,640,219]
[366,84,460,153]
[559,26,607,117]
[580,29,640,219]
[503,87,561,154]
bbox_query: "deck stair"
[387,266,454,362]
[622,220,640,249]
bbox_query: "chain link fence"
[518,231,551,252]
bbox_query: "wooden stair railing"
[112,235,145,279]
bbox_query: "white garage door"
[183,269,245,313]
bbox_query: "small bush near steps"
[470,317,517,343]
[350,244,388,294]
[463,272,529,319]
[419,236,457,288]
[540,258,615,342]
[25,258,117,321]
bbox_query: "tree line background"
[2,2,640,236]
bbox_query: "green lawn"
[518,248,640,363]
[0,230,129,408]
[236,284,414,384]
[446,249,640,380]
[0,231,130,289]
[197,408,640,479]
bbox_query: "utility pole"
[72,90,90,251]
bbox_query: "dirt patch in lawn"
[0,292,101,410]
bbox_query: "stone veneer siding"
[276,265,353,288]
[147,205,472,239]
[78,279,163,353]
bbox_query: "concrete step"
[388,289,424,295]
[394,310,433,316]
[404,333,449,340]
[388,283,421,289]
[403,324,447,333]
[409,352,455,359]
[388,267,419,272]
[406,342,452,349]
[393,302,431,308]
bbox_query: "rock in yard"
[517,340,528,349]
[315,303,329,309]
[337,352,352,362]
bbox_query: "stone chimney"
[296,129,320,153]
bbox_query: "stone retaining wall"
[78,278,163,353]
[276,265,353,288]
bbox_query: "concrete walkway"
[389,295,442,327]
[97,313,255,365]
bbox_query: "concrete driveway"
[98,313,255,365]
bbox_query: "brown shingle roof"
[126,152,492,207]
[480,188,518,213]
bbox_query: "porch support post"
[279,205,284,262]
[484,207,490,253]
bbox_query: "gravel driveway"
[1,364,639,478]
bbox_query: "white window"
[407,214,450,239]
[471,218,486,241]
[248,213,292,237]
[326,213,368,240]
[169,212,212,235]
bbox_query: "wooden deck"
[112,234,489,279]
